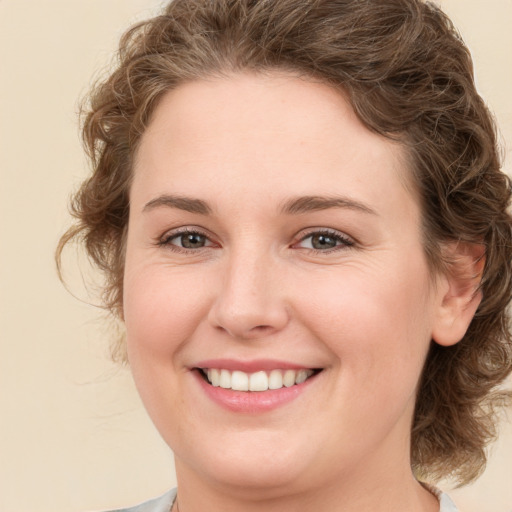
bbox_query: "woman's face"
[124,73,447,495]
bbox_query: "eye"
[159,229,214,250]
[296,230,354,251]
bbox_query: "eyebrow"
[143,195,212,215]
[142,194,377,216]
[280,195,377,216]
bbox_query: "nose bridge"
[208,244,288,339]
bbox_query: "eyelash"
[158,227,214,252]
[157,227,354,253]
[295,228,355,253]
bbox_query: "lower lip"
[193,370,318,413]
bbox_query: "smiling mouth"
[198,368,321,392]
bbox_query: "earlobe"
[432,242,485,347]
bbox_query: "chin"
[176,430,314,496]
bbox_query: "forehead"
[133,72,416,217]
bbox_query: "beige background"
[1,1,511,511]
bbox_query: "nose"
[207,251,290,340]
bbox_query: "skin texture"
[123,73,479,512]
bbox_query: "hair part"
[57,0,512,484]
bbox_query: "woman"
[57,0,512,511]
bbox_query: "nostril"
[214,323,278,340]
[246,325,275,338]
[208,294,290,339]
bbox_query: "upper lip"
[193,359,320,373]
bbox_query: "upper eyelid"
[295,227,354,242]
[160,226,211,240]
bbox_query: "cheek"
[292,261,434,386]
[123,265,213,357]
[122,266,215,440]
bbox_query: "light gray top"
[105,488,176,512]
[430,486,459,512]
[104,486,458,512]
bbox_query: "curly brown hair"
[57,0,512,485]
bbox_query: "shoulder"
[100,488,176,512]
[438,491,459,512]
[422,483,459,512]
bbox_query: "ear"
[431,242,485,347]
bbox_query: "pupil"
[182,233,205,249]
[312,234,336,249]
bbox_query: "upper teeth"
[204,368,314,392]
